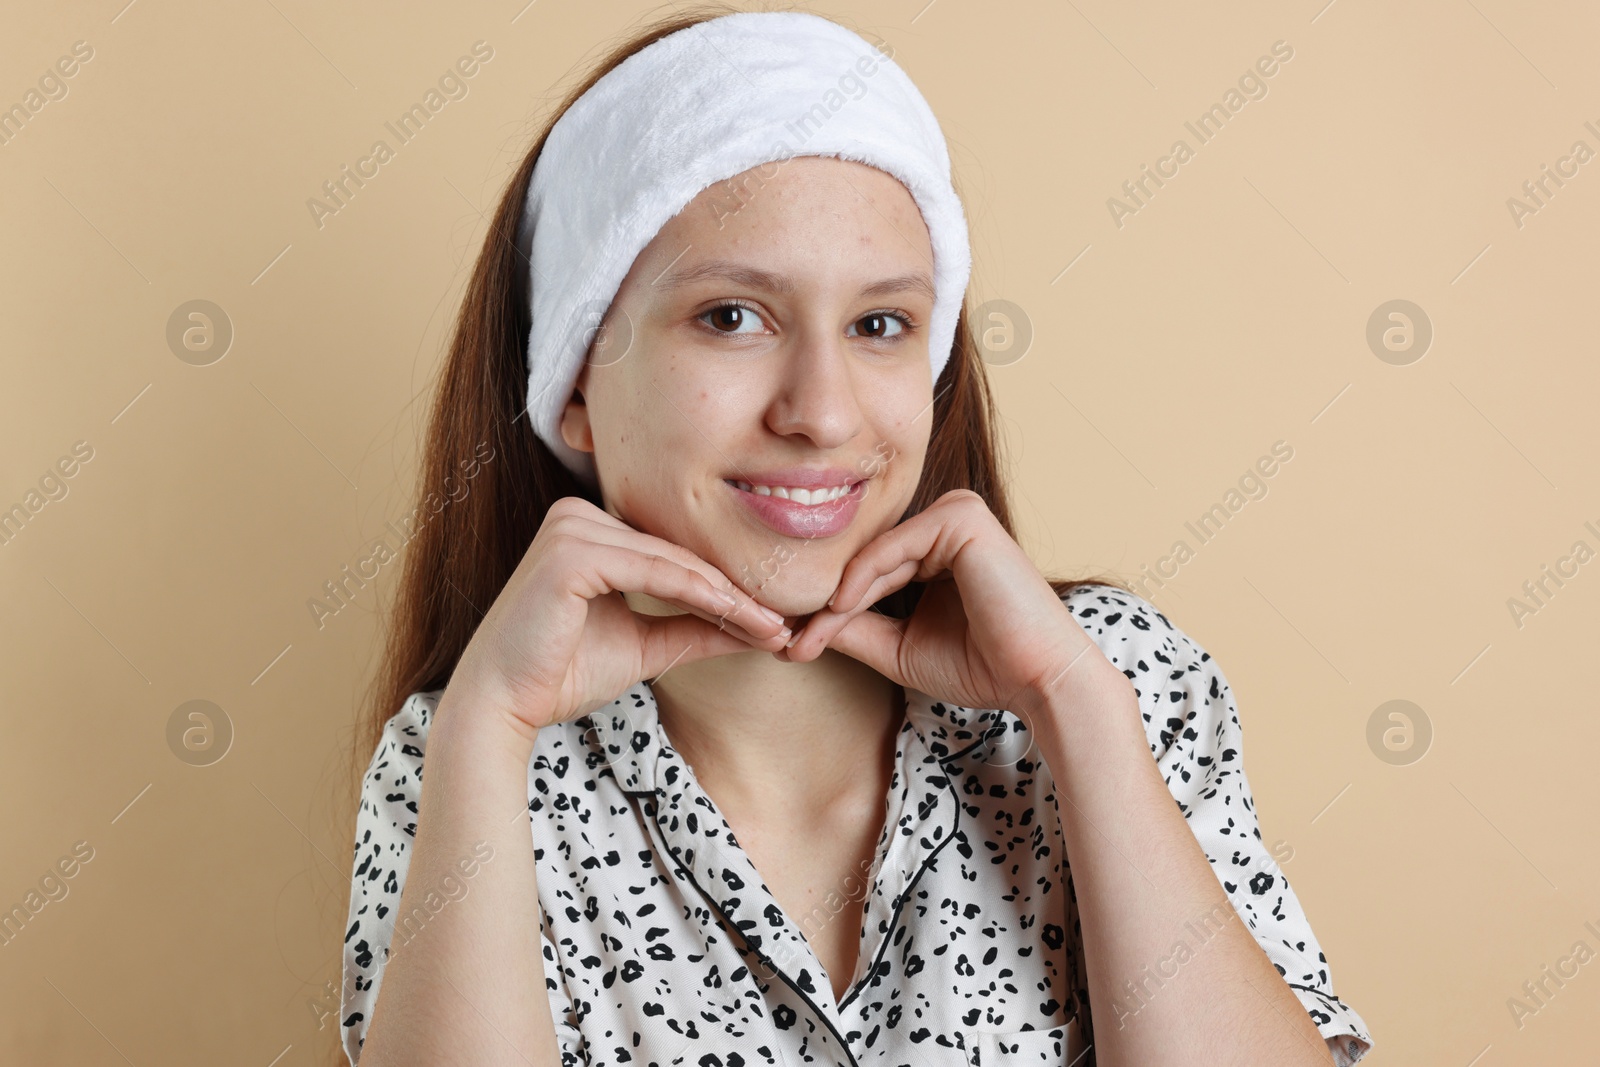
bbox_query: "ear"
[558,363,594,455]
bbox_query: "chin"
[748,589,832,619]
[731,565,840,613]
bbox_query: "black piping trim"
[835,754,964,1017]
[639,790,864,1067]
[1283,981,1350,1008]
[605,712,1014,1055]
[925,704,1024,765]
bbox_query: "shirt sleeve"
[339,691,432,1065]
[1064,585,1375,1065]
[339,690,589,1066]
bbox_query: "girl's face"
[559,155,938,616]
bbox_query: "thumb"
[818,611,913,690]
[637,614,777,677]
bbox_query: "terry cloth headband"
[513,9,972,489]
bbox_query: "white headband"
[514,10,972,489]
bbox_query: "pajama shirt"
[341,584,1373,1066]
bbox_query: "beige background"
[3,0,1596,1062]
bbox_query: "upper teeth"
[733,481,853,505]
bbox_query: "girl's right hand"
[442,496,792,741]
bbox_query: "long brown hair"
[346,0,1127,894]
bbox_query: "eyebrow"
[654,259,935,303]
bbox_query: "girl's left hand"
[777,489,1117,712]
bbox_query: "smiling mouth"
[723,480,865,506]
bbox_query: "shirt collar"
[580,680,1005,1016]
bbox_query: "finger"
[807,610,912,689]
[638,613,780,678]
[801,492,989,657]
[561,540,790,649]
[824,508,953,618]
[827,608,979,708]
[551,524,790,641]
[556,513,791,636]
[788,559,920,662]
[550,492,803,631]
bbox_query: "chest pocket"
[964,1015,1083,1065]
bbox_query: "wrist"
[1015,655,1141,754]
[432,672,542,773]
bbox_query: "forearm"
[1021,669,1330,1067]
[357,687,562,1067]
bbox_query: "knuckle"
[540,497,582,527]
[653,539,702,571]
[946,488,986,507]
[539,509,586,542]
[643,551,678,579]
[549,495,590,517]
[542,530,585,558]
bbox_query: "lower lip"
[725,479,867,538]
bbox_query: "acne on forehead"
[629,173,930,308]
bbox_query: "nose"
[762,322,866,450]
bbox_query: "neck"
[647,642,906,821]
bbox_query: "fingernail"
[715,590,738,609]
[758,605,785,626]
[827,590,837,607]
[784,631,799,649]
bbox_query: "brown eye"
[700,303,762,334]
[849,311,909,340]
